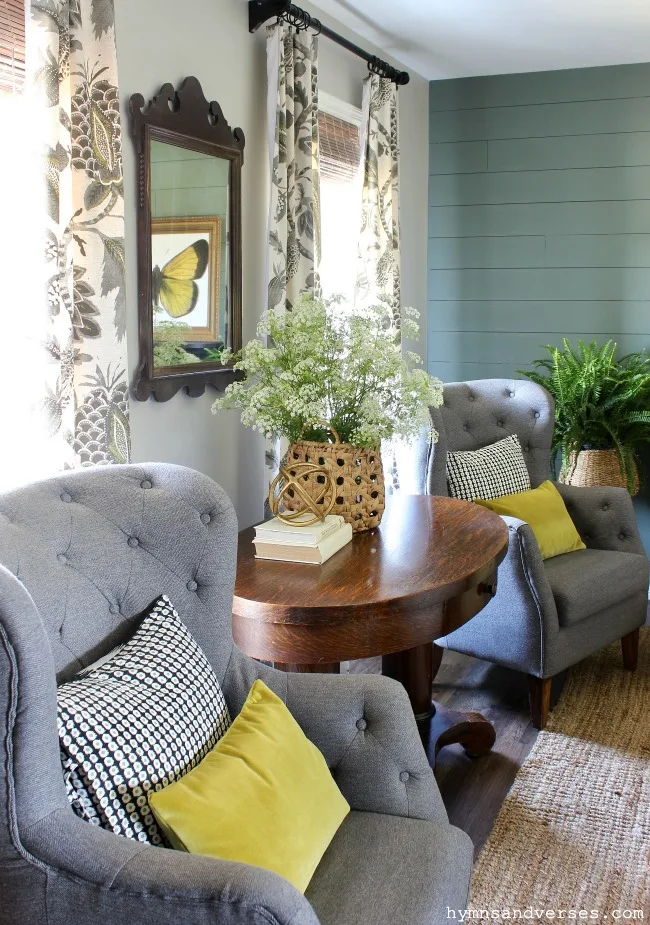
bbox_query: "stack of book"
[253,514,353,564]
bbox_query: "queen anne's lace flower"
[213,296,443,447]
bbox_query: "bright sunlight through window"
[0,90,61,490]
[318,97,362,305]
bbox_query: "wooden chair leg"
[621,629,640,671]
[528,676,552,730]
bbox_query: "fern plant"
[519,340,650,494]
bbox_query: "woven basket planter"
[562,448,640,496]
[284,424,385,532]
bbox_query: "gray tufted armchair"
[0,463,473,925]
[397,379,649,729]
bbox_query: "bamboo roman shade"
[318,111,360,182]
[0,0,25,94]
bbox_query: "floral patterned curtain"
[265,22,320,493]
[355,75,401,332]
[26,0,129,472]
[356,74,401,492]
[266,22,320,313]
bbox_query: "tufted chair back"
[0,463,239,858]
[403,379,555,496]
[0,464,237,681]
[0,463,238,682]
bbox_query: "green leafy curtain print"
[28,0,130,469]
[356,75,401,333]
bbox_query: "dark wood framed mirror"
[129,77,244,401]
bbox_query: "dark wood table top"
[232,495,509,665]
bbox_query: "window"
[318,94,362,305]
[0,1,52,491]
[0,0,25,94]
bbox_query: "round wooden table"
[233,495,509,762]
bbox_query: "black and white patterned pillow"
[446,434,531,502]
[57,595,231,846]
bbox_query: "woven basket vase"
[563,448,640,496]
[284,424,385,532]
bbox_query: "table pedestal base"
[382,643,496,765]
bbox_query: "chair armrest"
[223,654,446,823]
[23,808,318,925]
[498,515,558,627]
[554,482,647,556]
[284,670,446,822]
[439,516,559,677]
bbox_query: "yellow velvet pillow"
[148,679,350,893]
[475,480,586,560]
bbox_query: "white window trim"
[319,91,362,128]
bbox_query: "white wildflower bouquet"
[212,296,443,448]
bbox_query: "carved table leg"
[382,643,496,766]
[382,644,439,721]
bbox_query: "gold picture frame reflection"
[151,216,222,343]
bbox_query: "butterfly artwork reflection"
[152,239,209,319]
[150,215,224,370]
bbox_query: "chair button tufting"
[497,420,504,427]
[534,411,540,419]
[60,492,72,503]
[109,604,120,615]
[187,579,198,592]
[508,390,515,397]
[128,537,139,548]
[524,445,530,452]
[140,480,152,490]
[602,503,610,512]
[399,771,410,783]
[200,513,211,525]
[57,553,67,564]
[356,718,367,731]
[619,532,626,541]
[463,424,469,431]
[468,394,474,402]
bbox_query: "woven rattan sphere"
[269,463,335,526]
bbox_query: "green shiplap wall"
[428,62,650,552]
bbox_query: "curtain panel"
[356,75,402,492]
[266,22,320,314]
[265,23,320,491]
[355,74,401,332]
[27,0,129,472]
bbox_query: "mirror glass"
[150,139,230,373]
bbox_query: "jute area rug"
[470,628,650,914]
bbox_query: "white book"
[254,513,345,547]
[254,522,353,564]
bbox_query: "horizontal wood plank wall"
[428,62,650,552]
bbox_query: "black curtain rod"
[248,0,410,86]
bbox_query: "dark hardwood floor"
[347,609,649,856]
[346,651,565,857]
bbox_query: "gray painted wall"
[115,0,429,530]
[428,62,650,551]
